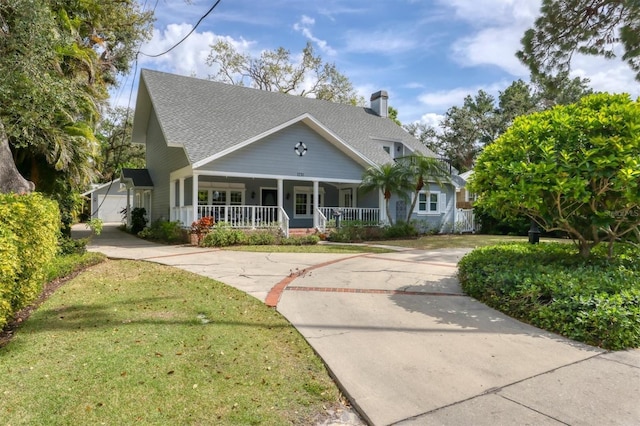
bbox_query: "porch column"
[179,178,185,225]
[313,180,319,229]
[169,180,175,221]
[126,187,131,227]
[277,178,283,224]
[379,189,387,224]
[192,173,199,224]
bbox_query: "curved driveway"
[77,224,639,426]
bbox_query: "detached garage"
[82,179,131,223]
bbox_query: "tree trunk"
[0,122,34,194]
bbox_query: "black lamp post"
[528,220,540,244]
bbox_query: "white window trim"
[293,186,325,219]
[198,186,245,205]
[414,190,446,215]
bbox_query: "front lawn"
[0,260,345,425]
[371,234,561,251]
[458,242,640,350]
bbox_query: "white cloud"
[138,24,253,79]
[417,81,507,112]
[344,29,417,54]
[452,27,530,77]
[440,0,540,27]
[293,15,337,56]
[418,113,445,130]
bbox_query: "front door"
[261,189,277,206]
[339,188,353,208]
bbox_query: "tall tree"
[96,107,145,182]
[531,72,594,109]
[1,1,152,188]
[206,40,364,105]
[0,0,152,231]
[517,0,640,82]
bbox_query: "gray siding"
[198,122,365,180]
[146,108,190,221]
[404,183,457,233]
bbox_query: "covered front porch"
[168,172,382,237]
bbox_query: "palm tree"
[398,154,451,222]
[360,162,413,225]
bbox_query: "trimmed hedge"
[0,193,59,329]
[458,242,640,350]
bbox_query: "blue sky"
[112,0,639,126]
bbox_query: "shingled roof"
[132,69,433,166]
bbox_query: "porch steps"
[288,228,316,237]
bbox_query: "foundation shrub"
[245,230,277,245]
[138,220,186,244]
[328,224,384,242]
[201,223,248,247]
[383,221,419,239]
[280,235,320,245]
[458,242,640,350]
[130,207,147,234]
[0,193,59,329]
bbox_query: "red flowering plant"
[190,216,215,245]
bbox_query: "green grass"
[43,252,106,282]
[373,234,563,250]
[0,260,342,425]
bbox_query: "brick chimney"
[370,90,388,118]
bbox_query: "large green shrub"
[470,93,640,258]
[458,243,640,350]
[0,193,59,329]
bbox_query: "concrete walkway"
[75,224,640,426]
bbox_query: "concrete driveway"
[76,224,640,426]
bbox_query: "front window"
[294,187,324,218]
[416,191,443,214]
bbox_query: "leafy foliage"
[0,193,59,329]
[130,207,148,235]
[518,0,640,82]
[458,243,640,350]
[470,93,640,258]
[328,222,418,242]
[405,78,592,173]
[360,163,413,225]
[96,107,145,182]
[138,220,186,244]
[206,40,364,105]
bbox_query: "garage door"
[94,194,128,222]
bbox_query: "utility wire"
[139,0,223,58]
[92,0,223,220]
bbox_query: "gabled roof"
[121,168,154,188]
[81,179,121,196]
[132,69,435,166]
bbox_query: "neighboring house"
[456,170,475,209]
[82,179,130,223]
[129,69,461,235]
[454,170,476,233]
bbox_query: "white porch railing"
[456,209,475,233]
[317,209,327,233]
[318,207,380,224]
[172,205,289,236]
[317,207,380,232]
